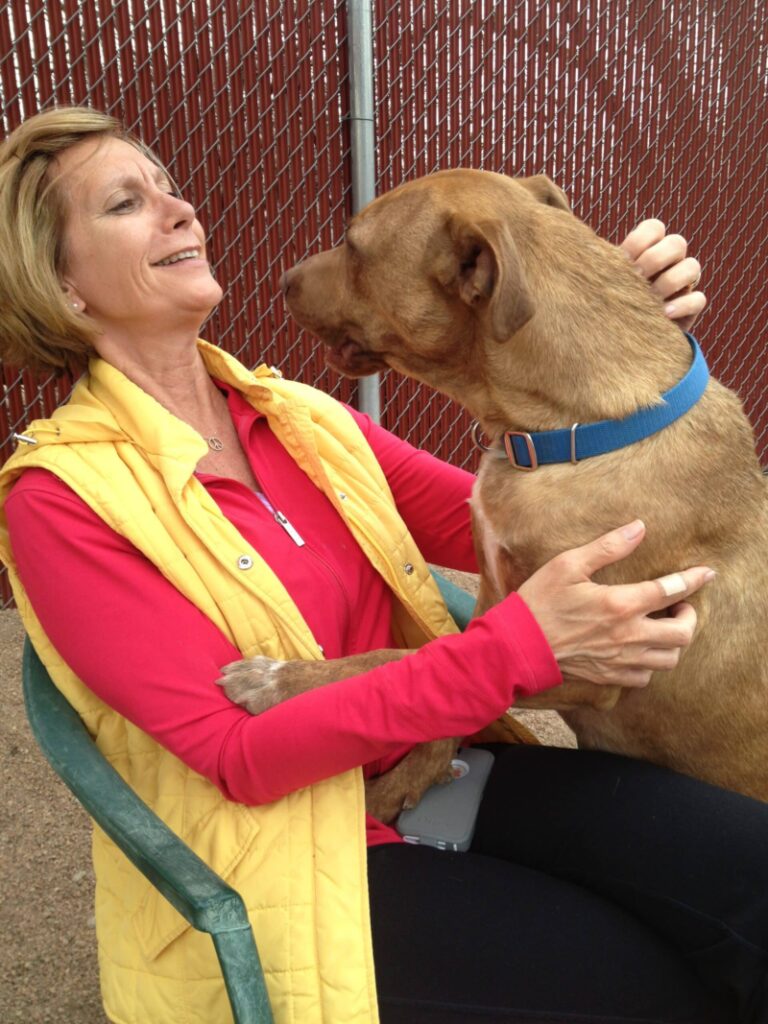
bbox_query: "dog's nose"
[279,266,298,297]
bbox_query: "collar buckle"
[503,431,538,471]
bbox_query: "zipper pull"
[255,490,305,547]
[274,509,305,547]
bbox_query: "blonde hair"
[0,107,144,374]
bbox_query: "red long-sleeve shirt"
[7,385,561,843]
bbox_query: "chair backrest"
[430,568,476,629]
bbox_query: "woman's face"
[56,135,223,338]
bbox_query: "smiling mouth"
[153,248,201,267]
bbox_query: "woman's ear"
[61,280,85,313]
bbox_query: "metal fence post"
[346,0,380,423]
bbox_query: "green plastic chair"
[21,569,476,1023]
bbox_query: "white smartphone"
[395,747,494,852]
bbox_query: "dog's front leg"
[220,652,460,824]
[365,738,460,823]
[516,680,621,711]
[219,648,410,715]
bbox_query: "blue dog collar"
[476,333,709,471]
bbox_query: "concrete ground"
[0,569,574,1022]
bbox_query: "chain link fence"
[1,0,767,605]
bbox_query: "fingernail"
[658,572,687,597]
[664,303,676,316]
[703,568,717,582]
[621,519,645,540]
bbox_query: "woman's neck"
[91,324,258,487]
[92,327,226,428]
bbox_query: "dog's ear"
[434,216,535,342]
[518,175,572,212]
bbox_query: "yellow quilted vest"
[0,342,458,1024]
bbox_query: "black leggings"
[368,747,768,1024]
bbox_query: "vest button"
[237,555,254,570]
[403,562,414,575]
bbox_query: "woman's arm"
[7,470,556,805]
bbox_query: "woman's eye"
[108,197,137,214]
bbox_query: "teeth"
[156,249,199,266]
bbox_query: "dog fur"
[222,170,768,819]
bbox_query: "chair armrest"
[22,637,248,933]
[430,568,477,630]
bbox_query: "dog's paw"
[399,787,425,812]
[398,765,453,810]
[364,775,415,823]
[218,656,289,715]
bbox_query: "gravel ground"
[0,608,104,1023]
[0,570,574,1023]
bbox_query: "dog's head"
[281,170,573,396]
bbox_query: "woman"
[1,107,765,1024]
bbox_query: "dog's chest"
[471,450,662,587]
[469,470,558,597]
[471,458,583,587]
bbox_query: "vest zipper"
[255,487,356,649]
[255,491,306,547]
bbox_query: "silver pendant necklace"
[207,436,224,452]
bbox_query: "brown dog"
[222,170,768,819]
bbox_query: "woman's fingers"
[633,233,690,282]
[648,255,702,299]
[565,519,648,578]
[639,602,698,649]
[593,650,680,689]
[619,220,706,330]
[662,290,707,332]
[615,568,715,620]
[585,607,698,688]
[516,522,716,690]
[619,218,666,262]
[556,522,715,613]
[620,224,692,286]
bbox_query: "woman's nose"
[163,190,196,226]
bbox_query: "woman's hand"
[517,520,716,688]
[620,219,706,332]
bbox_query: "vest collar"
[473,333,708,471]
[9,341,286,497]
